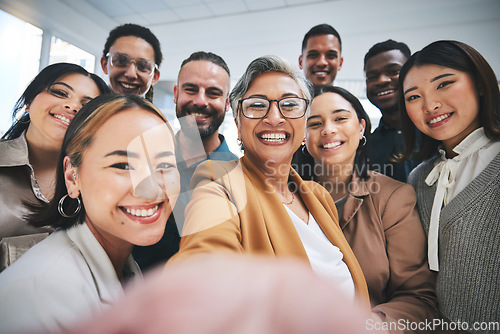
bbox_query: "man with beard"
[133,51,237,271]
[364,39,420,182]
[101,23,162,102]
[299,24,343,90]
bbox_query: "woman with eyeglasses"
[171,55,369,304]
[294,85,438,326]
[0,94,180,333]
[0,63,109,265]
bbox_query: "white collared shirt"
[425,128,500,271]
[285,205,355,301]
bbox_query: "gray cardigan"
[408,152,500,331]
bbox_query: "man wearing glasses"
[101,23,162,101]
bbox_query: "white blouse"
[425,127,500,271]
[284,205,355,300]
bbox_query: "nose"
[263,101,285,126]
[321,121,337,135]
[317,54,328,67]
[376,73,391,85]
[64,99,79,114]
[133,174,165,200]
[423,96,441,113]
[192,91,208,107]
[124,61,139,79]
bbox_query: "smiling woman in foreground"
[171,55,369,303]
[0,94,180,333]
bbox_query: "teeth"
[126,205,158,217]
[53,114,71,124]
[377,90,394,96]
[121,82,137,89]
[429,113,451,124]
[322,141,341,149]
[191,113,209,118]
[260,133,286,142]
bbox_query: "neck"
[380,105,402,129]
[85,220,132,283]
[254,158,293,200]
[314,161,354,201]
[178,131,221,167]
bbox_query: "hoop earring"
[237,137,242,146]
[58,194,82,218]
[360,135,367,147]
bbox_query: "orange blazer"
[171,155,369,303]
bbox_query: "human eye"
[307,120,322,128]
[405,94,420,102]
[247,99,268,109]
[326,52,338,59]
[110,162,133,170]
[307,51,319,59]
[112,54,130,67]
[136,59,153,73]
[48,87,68,98]
[387,69,401,76]
[207,89,223,99]
[183,85,198,94]
[437,81,454,89]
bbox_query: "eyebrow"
[307,108,350,121]
[104,150,174,159]
[51,82,95,101]
[404,73,455,95]
[247,93,300,99]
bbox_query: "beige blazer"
[172,155,369,303]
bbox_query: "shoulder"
[407,157,437,187]
[192,159,241,182]
[364,171,417,207]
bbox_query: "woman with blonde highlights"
[0,94,180,333]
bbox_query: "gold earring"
[237,137,242,146]
[302,137,306,146]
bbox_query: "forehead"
[92,107,171,149]
[304,34,341,52]
[365,49,408,72]
[403,64,465,88]
[310,92,353,115]
[246,72,302,97]
[109,36,155,60]
[178,60,229,88]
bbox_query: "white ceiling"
[1,0,499,94]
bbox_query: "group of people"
[0,21,498,334]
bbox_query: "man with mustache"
[364,39,420,182]
[133,51,237,271]
[299,24,343,90]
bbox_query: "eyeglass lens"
[241,98,306,118]
[110,53,154,74]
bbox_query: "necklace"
[281,192,295,205]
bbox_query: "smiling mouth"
[321,141,342,149]
[376,89,394,97]
[51,113,72,125]
[122,204,160,218]
[259,132,288,143]
[428,112,453,125]
[119,82,140,90]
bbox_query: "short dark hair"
[301,24,342,53]
[398,40,500,161]
[363,39,411,69]
[1,63,110,140]
[103,23,163,66]
[179,51,230,77]
[293,86,371,181]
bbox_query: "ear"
[224,97,230,113]
[151,68,161,86]
[100,56,109,75]
[338,56,344,71]
[173,84,179,104]
[234,116,241,139]
[359,119,366,139]
[298,55,303,69]
[63,156,80,199]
